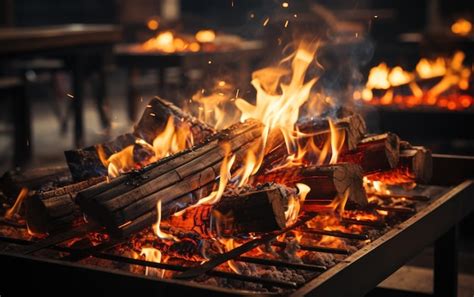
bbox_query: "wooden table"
[114,40,264,120]
[0,24,121,162]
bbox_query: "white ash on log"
[65,97,215,181]
[339,133,400,174]
[76,120,263,238]
[254,163,367,206]
[167,183,297,238]
[0,166,72,203]
[24,176,106,234]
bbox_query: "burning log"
[24,176,106,234]
[167,183,297,237]
[367,143,432,184]
[65,97,215,181]
[262,114,367,172]
[339,133,400,174]
[76,120,263,237]
[255,163,367,206]
[0,166,72,203]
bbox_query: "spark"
[263,17,270,26]
[284,20,289,28]
[67,93,74,99]
[282,2,289,8]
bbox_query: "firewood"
[261,114,367,172]
[65,97,215,181]
[254,163,367,206]
[76,120,263,237]
[24,176,106,234]
[0,166,72,203]
[339,133,400,174]
[167,183,297,238]
[367,144,432,184]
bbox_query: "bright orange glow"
[451,18,472,36]
[359,51,472,110]
[153,200,179,241]
[98,116,193,178]
[140,247,165,277]
[195,30,216,43]
[147,19,159,31]
[4,187,28,220]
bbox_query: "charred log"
[262,114,367,172]
[25,176,106,234]
[76,120,263,238]
[255,163,367,206]
[167,183,297,238]
[0,166,72,203]
[339,133,400,174]
[65,97,215,181]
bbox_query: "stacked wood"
[261,114,367,172]
[167,183,297,238]
[0,166,72,203]
[76,119,263,238]
[24,176,105,234]
[65,97,215,181]
[366,142,432,184]
[339,133,400,174]
[254,163,367,206]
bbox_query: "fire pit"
[1,41,473,297]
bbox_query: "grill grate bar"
[299,228,369,240]
[236,256,327,271]
[271,241,350,255]
[341,218,386,228]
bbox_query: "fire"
[98,116,194,178]
[4,188,28,220]
[140,247,165,278]
[358,51,473,110]
[451,18,472,36]
[142,31,200,53]
[285,183,310,225]
[195,30,216,43]
[153,200,179,241]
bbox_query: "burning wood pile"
[135,29,246,53]
[0,41,435,292]
[355,51,473,110]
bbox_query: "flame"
[451,18,472,36]
[147,19,159,31]
[153,200,179,241]
[140,247,165,278]
[195,30,216,43]
[359,51,472,110]
[328,119,344,164]
[285,183,310,225]
[4,187,28,220]
[98,116,193,178]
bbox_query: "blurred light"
[147,19,159,31]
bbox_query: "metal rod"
[375,205,416,214]
[369,193,430,201]
[341,218,386,229]
[300,228,369,240]
[236,256,327,272]
[272,241,349,255]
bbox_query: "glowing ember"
[357,51,473,110]
[451,18,472,36]
[195,30,216,43]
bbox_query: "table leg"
[13,79,31,167]
[434,225,458,297]
[96,55,110,129]
[72,55,85,148]
[127,67,139,122]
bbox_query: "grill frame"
[1,155,473,296]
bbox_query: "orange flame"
[140,247,165,278]
[153,200,179,241]
[98,116,193,178]
[4,187,28,220]
[451,18,472,36]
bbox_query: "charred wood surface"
[65,97,215,181]
[76,120,263,237]
[25,176,106,234]
[339,133,400,174]
[167,183,296,237]
[0,166,72,202]
[255,163,367,206]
